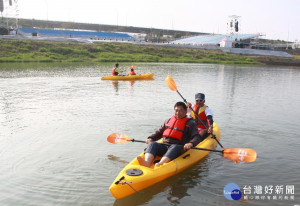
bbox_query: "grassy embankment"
[293,55,300,59]
[0,39,259,64]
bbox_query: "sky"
[2,0,300,42]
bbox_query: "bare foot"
[154,162,163,168]
[137,156,149,167]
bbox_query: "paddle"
[107,133,257,163]
[165,75,257,161]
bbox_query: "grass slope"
[0,39,259,65]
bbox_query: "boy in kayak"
[186,93,214,140]
[112,63,121,76]
[137,102,202,168]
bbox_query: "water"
[0,62,299,206]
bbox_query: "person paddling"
[186,93,214,141]
[112,63,121,76]
[137,102,202,168]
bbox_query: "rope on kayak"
[123,182,138,193]
[114,176,138,193]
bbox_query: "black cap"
[195,93,205,101]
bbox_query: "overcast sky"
[2,0,299,41]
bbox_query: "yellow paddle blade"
[107,133,131,144]
[165,75,178,91]
[223,148,257,163]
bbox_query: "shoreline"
[250,56,300,67]
[0,38,300,67]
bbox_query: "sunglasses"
[196,99,204,102]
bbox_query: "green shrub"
[50,47,73,55]
[88,47,102,53]
[39,48,47,52]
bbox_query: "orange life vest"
[191,105,209,130]
[162,115,190,141]
[129,70,136,75]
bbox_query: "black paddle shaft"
[131,139,146,143]
[176,90,208,129]
[176,90,224,149]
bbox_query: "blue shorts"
[145,142,185,160]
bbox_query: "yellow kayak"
[101,73,154,80]
[109,123,221,199]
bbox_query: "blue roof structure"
[172,33,260,45]
[18,28,135,40]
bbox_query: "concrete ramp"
[221,48,292,58]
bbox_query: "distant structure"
[227,15,241,35]
[171,15,260,48]
[220,15,242,48]
[0,0,19,35]
[17,27,136,41]
[0,0,4,13]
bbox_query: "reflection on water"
[112,81,119,93]
[0,62,299,206]
[107,155,129,164]
[111,79,154,94]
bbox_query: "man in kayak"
[112,63,121,76]
[186,93,214,140]
[137,101,202,168]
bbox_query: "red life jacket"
[112,67,118,75]
[192,105,209,130]
[162,115,190,141]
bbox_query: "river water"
[0,62,299,206]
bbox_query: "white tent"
[220,37,233,48]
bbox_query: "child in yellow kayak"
[128,65,136,75]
